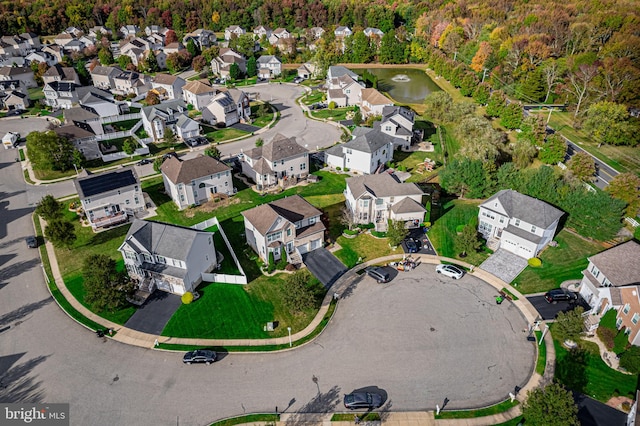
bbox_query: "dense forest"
[1,0,638,113]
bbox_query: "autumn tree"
[583,101,638,146]
[470,41,492,73]
[522,383,579,426]
[511,137,538,169]
[567,151,596,182]
[565,62,598,117]
[192,55,207,72]
[145,91,160,105]
[606,173,640,218]
[98,48,114,66]
[165,29,178,45]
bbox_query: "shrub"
[336,166,341,171]
[620,346,640,374]
[343,228,358,235]
[455,224,465,233]
[597,326,616,350]
[276,255,288,270]
[360,223,375,229]
[181,292,194,304]
[614,329,629,354]
[328,101,336,109]
[599,308,618,329]
[267,251,275,273]
[343,167,350,172]
[528,257,542,267]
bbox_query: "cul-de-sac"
[1,1,639,425]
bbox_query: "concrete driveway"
[479,249,529,284]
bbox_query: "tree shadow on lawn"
[556,347,589,393]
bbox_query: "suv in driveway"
[545,288,578,303]
[365,266,390,283]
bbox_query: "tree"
[512,137,538,169]
[122,138,137,155]
[165,53,181,73]
[567,151,596,182]
[522,383,579,426]
[470,41,492,72]
[246,56,257,78]
[153,157,164,173]
[583,101,637,147]
[35,195,63,220]
[229,62,241,81]
[500,102,523,129]
[192,55,207,72]
[255,138,264,147]
[520,70,545,102]
[280,270,323,312]
[606,173,640,218]
[186,39,200,58]
[145,91,160,105]
[350,32,373,63]
[98,47,113,65]
[539,134,567,165]
[541,58,564,103]
[339,205,357,231]
[82,254,134,312]
[619,346,640,374]
[204,146,221,159]
[163,127,176,144]
[387,219,409,247]
[44,219,76,248]
[455,224,481,257]
[485,90,506,117]
[165,29,178,45]
[555,306,585,341]
[26,131,76,172]
[352,109,362,126]
[144,50,159,72]
[379,30,406,64]
[117,54,132,70]
[566,62,598,117]
[440,158,489,199]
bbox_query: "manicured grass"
[495,417,524,426]
[18,148,25,161]
[310,107,351,121]
[512,230,603,294]
[441,124,461,160]
[334,233,397,268]
[103,118,140,131]
[147,141,187,154]
[210,414,279,426]
[425,69,466,103]
[202,125,249,142]
[331,413,380,421]
[161,274,323,339]
[208,225,241,275]
[32,167,76,181]
[250,102,274,128]
[428,199,484,262]
[435,399,519,419]
[553,332,637,402]
[302,90,324,105]
[535,330,546,375]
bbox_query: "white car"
[436,264,464,279]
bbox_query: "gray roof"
[90,65,121,76]
[327,65,357,80]
[390,197,426,214]
[161,155,230,185]
[347,173,424,199]
[481,189,564,229]
[244,133,308,162]
[325,144,344,158]
[74,167,139,198]
[142,99,187,120]
[382,105,415,122]
[63,106,98,123]
[123,219,209,262]
[587,240,640,287]
[351,126,374,137]
[242,195,323,236]
[343,129,394,154]
[503,224,542,244]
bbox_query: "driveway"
[124,291,182,334]
[231,122,261,133]
[526,294,590,320]
[0,116,54,139]
[303,248,347,288]
[478,249,529,283]
[402,228,437,255]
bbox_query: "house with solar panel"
[73,167,146,230]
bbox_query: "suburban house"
[182,80,217,110]
[344,173,426,231]
[25,51,57,67]
[89,26,112,38]
[240,133,309,189]
[297,62,319,79]
[201,88,251,127]
[2,91,29,111]
[364,27,384,39]
[43,81,78,109]
[55,123,101,160]
[141,99,200,142]
[360,88,394,118]
[77,86,123,117]
[210,48,247,78]
[256,55,282,78]
[377,106,417,150]
[617,285,640,346]
[327,74,363,106]
[577,241,640,332]
[253,26,272,40]
[42,45,65,64]
[224,25,246,40]
[334,26,353,38]
[477,189,564,259]
[325,129,394,174]
[327,65,358,81]
[242,195,325,265]
[161,155,234,210]
[0,66,36,88]
[90,65,122,91]
[112,71,152,97]
[42,64,80,85]
[119,25,140,38]
[73,167,146,230]
[151,73,186,101]
[183,29,217,50]
[118,219,218,298]
[268,28,291,46]
[308,27,325,39]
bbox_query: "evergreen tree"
[539,134,567,165]
[520,70,546,103]
[246,56,257,78]
[500,102,523,129]
[485,90,506,117]
[186,39,200,58]
[145,50,159,72]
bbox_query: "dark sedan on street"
[182,349,217,364]
[344,392,383,410]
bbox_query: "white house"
[42,64,80,85]
[327,74,363,106]
[376,105,417,150]
[268,28,291,46]
[210,48,247,78]
[345,173,426,231]
[224,25,245,40]
[334,26,352,38]
[73,167,145,230]
[297,62,319,79]
[183,29,217,50]
[141,99,199,142]
[325,129,394,175]
[242,195,325,265]
[118,219,218,297]
[151,73,186,101]
[112,71,152,96]
[359,88,393,118]
[90,65,122,91]
[161,155,234,210]
[182,80,217,110]
[477,190,564,259]
[256,55,282,77]
[253,26,272,40]
[43,81,78,109]
[364,27,384,38]
[241,133,309,189]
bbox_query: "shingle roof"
[343,129,393,153]
[242,195,323,235]
[361,88,392,106]
[481,190,564,229]
[90,65,121,76]
[153,73,179,85]
[244,133,308,162]
[161,155,230,185]
[328,88,346,99]
[74,167,139,198]
[347,173,424,199]
[123,219,209,261]
[587,240,640,287]
[183,80,215,95]
[390,197,426,214]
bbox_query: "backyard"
[512,230,604,294]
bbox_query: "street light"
[287,327,292,347]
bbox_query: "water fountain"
[391,74,410,82]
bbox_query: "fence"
[626,217,640,228]
[101,146,150,162]
[85,112,142,125]
[192,216,248,285]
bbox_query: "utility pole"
[453,51,458,61]
[481,68,488,83]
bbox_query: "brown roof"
[161,155,230,184]
[54,124,94,139]
[361,88,392,106]
[153,73,179,85]
[244,133,308,162]
[183,80,215,95]
[588,240,640,287]
[242,195,323,235]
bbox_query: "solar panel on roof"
[78,169,137,197]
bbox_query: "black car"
[344,392,383,410]
[545,288,578,303]
[365,266,390,283]
[137,159,152,166]
[6,109,24,117]
[405,238,418,253]
[25,236,37,248]
[163,152,179,161]
[182,349,217,364]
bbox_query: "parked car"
[365,266,390,283]
[25,236,37,248]
[136,158,152,166]
[6,109,25,117]
[435,264,464,280]
[293,76,304,84]
[405,238,418,253]
[182,349,217,364]
[163,152,179,161]
[344,392,383,410]
[545,288,578,303]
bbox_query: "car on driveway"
[163,152,179,161]
[344,392,383,410]
[435,264,464,279]
[365,266,390,283]
[136,158,152,166]
[545,288,577,303]
[405,238,419,253]
[293,76,305,84]
[183,349,217,364]
[25,236,37,248]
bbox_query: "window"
[142,253,153,263]
[290,166,294,172]
[624,304,631,315]
[286,228,292,236]
[225,181,228,186]
[499,217,504,224]
[376,198,383,205]
[199,182,205,188]
[156,255,166,264]
[124,250,137,261]
[515,219,520,226]
[617,318,623,328]
[267,231,282,243]
[531,225,537,233]
[126,199,130,204]
[300,163,306,170]
[633,313,640,325]
[309,216,316,224]
[590,265,600,278]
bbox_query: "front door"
[287,241,294,253]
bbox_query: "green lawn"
[210,414,279,426]
[302,90,324,105]
[250,102,274,128]
[334,233,398,268]
[435,399,519,419]
[512,230,603,294]
[310,107,352,121]
[103,118,140,132]
[553,332,637,402]
[535,331,546,375]
[161,274,321,339]
[202,125,249,142]
[428,199,488,264]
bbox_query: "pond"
[354,68,441,104]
